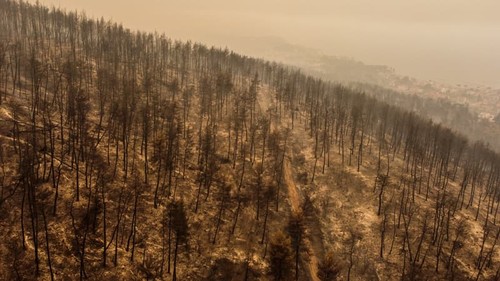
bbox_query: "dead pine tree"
[287,211,305,281]
[168,200,188,281]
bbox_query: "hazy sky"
[31,0,500,87]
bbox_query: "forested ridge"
[0,1,498,280]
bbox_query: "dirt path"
[283,158,320,281]
[283,160,300,213]
[257,87,320,281]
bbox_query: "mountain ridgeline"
[0,1,499,280]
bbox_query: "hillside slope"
[0,1,499,280]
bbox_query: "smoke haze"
[32,0,500,87]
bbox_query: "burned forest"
[0,1,499,280]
